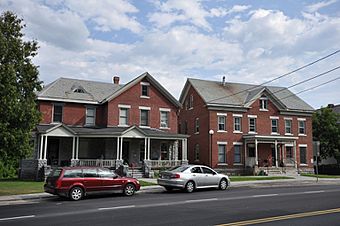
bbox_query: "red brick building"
[21,72,188,179]
[179,78,314,175]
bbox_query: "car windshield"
[169,165,190,172]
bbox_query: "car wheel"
[124,183,136,196]
[164,186,173,192]
[69,186,83,201]
[185,181,195,193]
[219,178,228,190]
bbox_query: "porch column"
[293,140,297,169]
[119,137,123,160]
[72,136,75,160]
[116,137,120,160]
[244,141,247,165]
[43,135,48,160]
[144,138,147,160]
[39,135,44,160]
[275,140,278,167]
[255,139,258,166]
[182,139,187,161]
[76,137,79,160]
[147,138,151,160]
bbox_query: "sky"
[1,0,340,109]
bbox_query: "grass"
[0,179,44,196]
[300,173,340,179]
[139,180,157,187]
[230,176,294,182]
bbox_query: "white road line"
[98,205,135,211]
[252,194,278,198]
[0,215,35,221]
[303,190,325,194]
[185,198,218,203]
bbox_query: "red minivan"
[44,167,140,201]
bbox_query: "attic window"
[74,88,85,93]
[259,97,268,111]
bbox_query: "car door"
[201,167,220,187]
[82,168,101,192]
[98,168,123,191]
[190,167,204,187]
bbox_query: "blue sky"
[1,0,340,108]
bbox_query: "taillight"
[56,180,62,188]
[171,173,180,179]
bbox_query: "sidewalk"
[1,175,340,203]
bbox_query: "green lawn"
[230,176,294,182]
[300,173,340,179]
[0,180,44,196]
[139,180,157,186]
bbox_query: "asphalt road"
[1,184,340,226]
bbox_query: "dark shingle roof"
[185,78,314,112]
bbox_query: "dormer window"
[141,82,150,98]
[74,88,85,93]
[71,84,86,94]
[259,96,268,110]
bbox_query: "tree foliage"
[313,107,340,163]
[0,11,42,178]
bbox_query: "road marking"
[0,215,35,221]
[216,208,340,226]
[252,194,278,198]
[303,190,325,194]
[185,198,218,203]
[98,205,135,211]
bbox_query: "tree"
[0,11,42,178]
[313,107,340,164]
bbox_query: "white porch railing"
[149,160,182,168]
[78,159,116,168]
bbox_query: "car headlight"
[136,180,140,184]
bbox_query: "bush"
[0,161,18,179]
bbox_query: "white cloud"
[305,0,338,13]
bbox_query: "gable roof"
[180,78,314,113]
[37,72,181,107]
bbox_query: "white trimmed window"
[189,94,194,109]
[234,145,241,164]
[195,118,199,133]
[140,109,149,126]
[141,82,150,97]
[119,108,129,126]
[260,97,268,110]
[285,119,292,134]
[218,115,226,131]
[300,146,307,164]
[85,106,96,126]
[160,111,169,128]
[298,120,306,135]
[234,116,242,132]
[218,144,227,163]
[249,117,256,133]
[53,104,63,123]
[271,119,278,133]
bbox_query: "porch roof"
[36,124,189,139]
[243,134,298,142]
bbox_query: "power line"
[207,49,340,103]
[279,76,340,101]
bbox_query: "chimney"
[222,76,226,86]
[328,104,335,108]
[113,76,120,84]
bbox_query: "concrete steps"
[127,168,144,178]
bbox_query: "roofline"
[37,97,99,105]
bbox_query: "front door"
[122,141,130,165]
[271,146,276,167]
[47,138,59,166]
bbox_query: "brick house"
[20,72,188,179]
[179,77,314,175]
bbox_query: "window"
[260,98,268,110]
[218,116,226,131]
[53,104,63,123]
[82,168,98,178]
[195,118,199,133]
[285,119,292,134]
[218,144,226,163]
[119,108,129,126]
[194,144,199,161]
[300,146,307,164]
[141,84,149,97]
[271,119,278,133]
[98,169,115,178]
[86,107,96,126]
[189,94,193,109]
[191,167,202,174]
[140,109,149,126]
[234,145,241,164]
[286,146,293,159]
[202,167,215,174]
[234,116,242,132]
[74,88,85,93]
[249,118,256,132]
[160,111,169,128]
[63,169,82,178]
[185,100,189,110]
[299,120,306,135]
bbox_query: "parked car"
[157,165,230,193]
[44,167,140,201]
